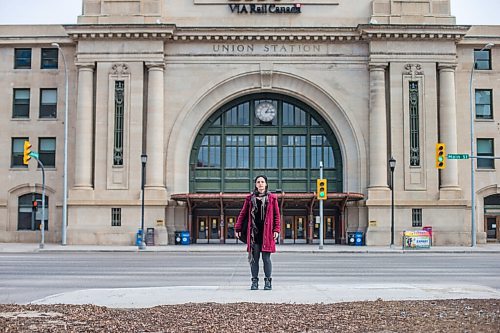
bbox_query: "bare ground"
[0,299,499,333]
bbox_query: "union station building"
[0,0,499,246]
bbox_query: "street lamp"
[469,42,494,247]
[51,42,68,245]
[139,154,148,250]
[389,157,396,247]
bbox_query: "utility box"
[146,228,155,246]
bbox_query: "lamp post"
[469,42,494,247]
[139,154,148,250]
[51,42,68,245]
[389,157,396,247]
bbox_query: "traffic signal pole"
[39,158,46,249]
[23,140,45,249]
[319,161,324,250]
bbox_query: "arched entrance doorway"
[484,194,500,242]
[172,93,363,244]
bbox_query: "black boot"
[251,278,259,290]
[264,277,272,290]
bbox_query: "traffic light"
[23,140,32,165]
[32,200,38,212]
[435,143,446,169]
[316,178,327,200]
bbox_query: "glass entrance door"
[225,216,237,243]
[324,216,335,244]
[485,216,499,241]
[209,217,220,243]
[283,216,307,243]
[295,216,307,243]
[197,217,208,243]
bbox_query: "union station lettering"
[212,43,322,54]
[229,4,301,14]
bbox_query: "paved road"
[1,252,499,306]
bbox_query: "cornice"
[64,24,176,40]
[358,24,470,41]
[63,24,473,43]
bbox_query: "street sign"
[447,154,469,159]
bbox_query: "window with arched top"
[18,193,48,231]
[190,93,343,193]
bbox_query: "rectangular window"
[311,135,334,168]
[282,102,306,126]
[38,138,56,167]
[474,49,492,70]
[225,135,249,168]
[254,135,278,169]
[114,81,124,166]
[12,137,29,168]
[41,48,58,69]
[40,89,57,118]
[282,135,306,169]
[225,102,249,126]
[412,208,422,227]
[475,89,492,120]
[111,208,122,226]
[197,135,221,168]
[14,48,32,69]
[13,88,30,118]
[409,81,420,166]
[477,139,494,169]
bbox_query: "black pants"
[250,244,272,279]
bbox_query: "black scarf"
[248,191,268,263]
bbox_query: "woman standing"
[235,175,281,290]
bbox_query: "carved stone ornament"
[404,64,423,80]
[110,63,130,77]
[261,70,273,89]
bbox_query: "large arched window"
[190,93,343,193]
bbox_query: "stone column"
[74,63,95,189]
[369,63,389,189]
[145,62,165,189]
[438,63,460,189]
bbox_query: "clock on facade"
[255,102,276,122]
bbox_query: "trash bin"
[180,231,190,245]
[354,231,364,246]
[347,232,356,246]
[174,231,182,245]
[135,229,143,246]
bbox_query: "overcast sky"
[0,0,499,25]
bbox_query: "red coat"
[235,193,281,253]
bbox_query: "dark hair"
[253,175,268,194]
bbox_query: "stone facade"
[0,0,499,246]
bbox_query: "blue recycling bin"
[135,229,143,246]
[354,231,364,246]
[180,231,190,245]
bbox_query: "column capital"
[75,62,95,70]
[369,62,388,71]
[145,61,165,70]
[437,63,457,71]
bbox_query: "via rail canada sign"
[229,3,302,14]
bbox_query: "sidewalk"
[30,283,500,308]
[1,242,500,253]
